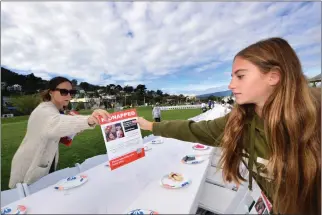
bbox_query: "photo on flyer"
[104,123,125,142]
[261,191,272,213]
[254,196,267,214]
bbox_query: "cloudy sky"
[1,2,321,95]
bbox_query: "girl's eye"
[237,75,244,79]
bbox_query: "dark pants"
[154,118,161,122]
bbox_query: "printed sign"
[98,109,145,170]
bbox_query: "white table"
[3,138,214,214]
[124,140,213,214]
[3,106,240,214]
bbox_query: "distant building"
[307,74,321,87]
[186,95,196,101]
[1,82,7,90]
[74,86,85,94]
[7,84,22,91]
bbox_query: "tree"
[1,94,3,114]
[124,85,134,94]
[156,90,163,96]
[94,91,100,98]
[115,85,123,92]
[79,82,90,91]
[10,94,42,115]
[134,84,147,105]
[135,84,146,94]
[178,94,185,104]
[105,85,111,94]
[108,84,116,95]
[71,79,78,86]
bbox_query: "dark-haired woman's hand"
[88,109,110,126]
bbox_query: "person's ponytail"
[41,89,51,101]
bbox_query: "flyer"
[98,109,145,170]
[248,179,272,214]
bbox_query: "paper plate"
[54,175,88,190]
[192,144,209,150]
[181,155,208,164]
[144,145,152,151]
[1,205,27,215]
[151,139,163,144]
[127,209,158,214]
[160,172,191,189]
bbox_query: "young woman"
[9,77,109,188]
[135,37,321,214]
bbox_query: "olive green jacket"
[152,111,274,197]
[152,88,321,205]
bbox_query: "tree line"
[3,67,218,115]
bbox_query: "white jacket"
[152,106,161,118]
[9,101,95,188]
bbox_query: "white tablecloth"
[3,105,235,214]
[4,137,214,214]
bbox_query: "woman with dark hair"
[9,76,109,188]
[135,38,321,214]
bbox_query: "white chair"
[1,183,25,206]
[75,154,109,172]
[23,167,80,196]
[199,182,238,214]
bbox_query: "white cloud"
[1,2,320,95]
[162,83,230,96]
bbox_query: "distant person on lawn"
[201,102,207,112]
[152,102,161,122]
[134,37,321,214]
[9,76,110,188]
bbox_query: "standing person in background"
[201,102,207,112]
[134,37,321,214]
[152,102,161,122]
[9,76,110,188]
[208,100,212,109]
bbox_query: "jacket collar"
[246,111,265,134]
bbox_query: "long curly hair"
[219,37,321,214]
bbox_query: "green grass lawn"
[1,106,202,190]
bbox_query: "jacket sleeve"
[152,114,229,147]
[45,113,95,139]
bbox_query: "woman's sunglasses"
[54,88,77,96]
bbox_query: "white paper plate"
[160,173,191,189]
[1,205,27,215]
[192,144,209,150]
[127,209,158,214]
[181,155,209,164]
[54,175,88,190]
[144,145,152,151]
